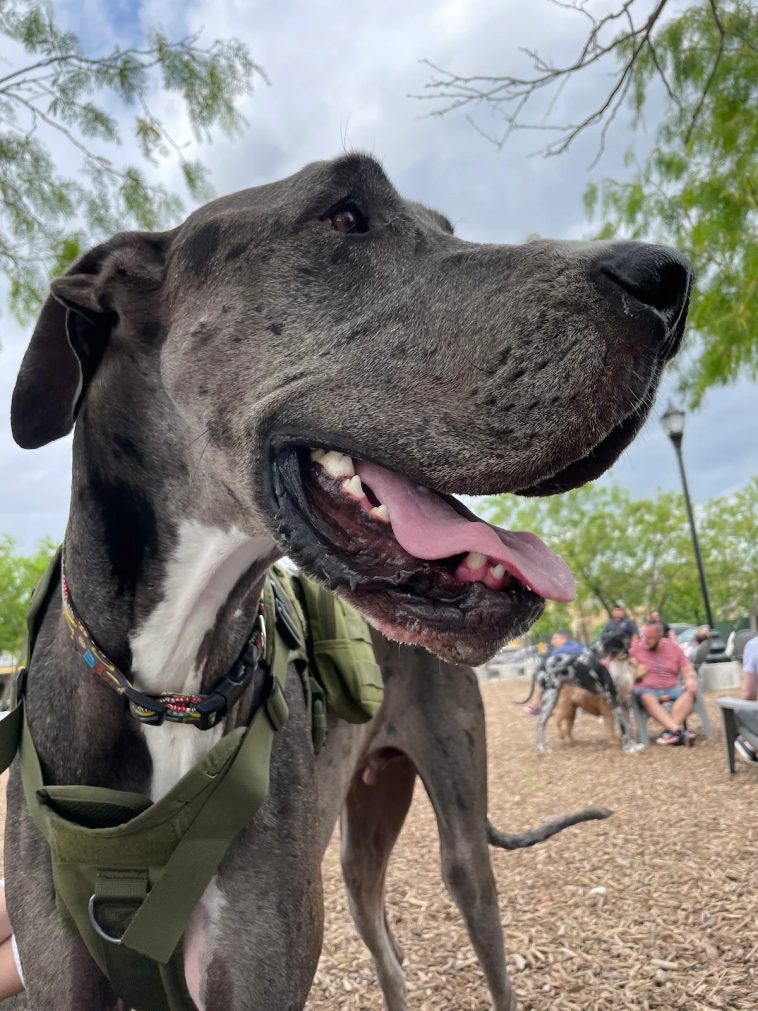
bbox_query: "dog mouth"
[270,446,576,664]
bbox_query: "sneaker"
[623,741,646,754]
[523,704,541,716]
[735,736,758,766]
[656,729,684,746]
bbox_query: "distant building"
[0,653,18,677]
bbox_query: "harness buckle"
[124,688,167,726]
[242,607,267,666]
[195,656,259,731]
[87,894,123,946]
[271,581,303,651]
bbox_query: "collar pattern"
[61,563,266,730]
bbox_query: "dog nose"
[591,242,694,355]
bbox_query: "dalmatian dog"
[536,645,637,754]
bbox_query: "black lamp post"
[660,402,715,629]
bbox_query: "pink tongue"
[355,460,575,603]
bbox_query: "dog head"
[601,633,630,659]
[12,154,693,664]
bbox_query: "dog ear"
[11,232,170,449]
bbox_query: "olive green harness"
[0,554,383,1011]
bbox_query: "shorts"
[633,685,685,702]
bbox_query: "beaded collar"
[61,561,267,731]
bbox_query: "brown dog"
[556,683,617,746]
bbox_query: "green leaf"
[584,0,758,407]
[0,1,266,322]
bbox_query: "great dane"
[7,153,692,1010]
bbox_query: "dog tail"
[486,807,612,849]
[515,668,539,705]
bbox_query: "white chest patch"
[144,721,225,805]
[184,877,227,1011]
[129,520,273,800]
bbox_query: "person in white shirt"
[735,635,758,765]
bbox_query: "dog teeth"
[342,475,365,500]
[317,450,355,478]
[455,553,511,590]
[485,562,509,591]
[462,551,488,572]
[311,449,391,521]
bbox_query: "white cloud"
[1,0,755,551]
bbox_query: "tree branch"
[684,0,725,145]
[4,89,125,180]
[541,3,668,158]
[647,38,680,106]
[414,0,674,159]
[0,33,201,89]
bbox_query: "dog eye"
[329,203,368,235]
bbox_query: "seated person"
[0,881,23,999]
[647,609,675,641]
[523,630,583,715]
[736,635,758,765]
[688,626,712,672]
[630,620,699,745]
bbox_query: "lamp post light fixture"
[660,402,715,630]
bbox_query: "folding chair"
[631,687,713,746]
[715,697,758,773]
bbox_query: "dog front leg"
[603,708,617,745]
[537,687,559,754]
[615,702,639,752]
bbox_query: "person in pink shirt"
[630,620,699,745]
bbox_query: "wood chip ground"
[1,679,754,1010]
[306,681,756,1010]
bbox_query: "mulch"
[1,679,755,1010]
[306,679,757,1010]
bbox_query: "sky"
[1,0,755,551]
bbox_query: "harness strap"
[0,700,22,771]
[93,872,191,1011]
[93,661,288,1010]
